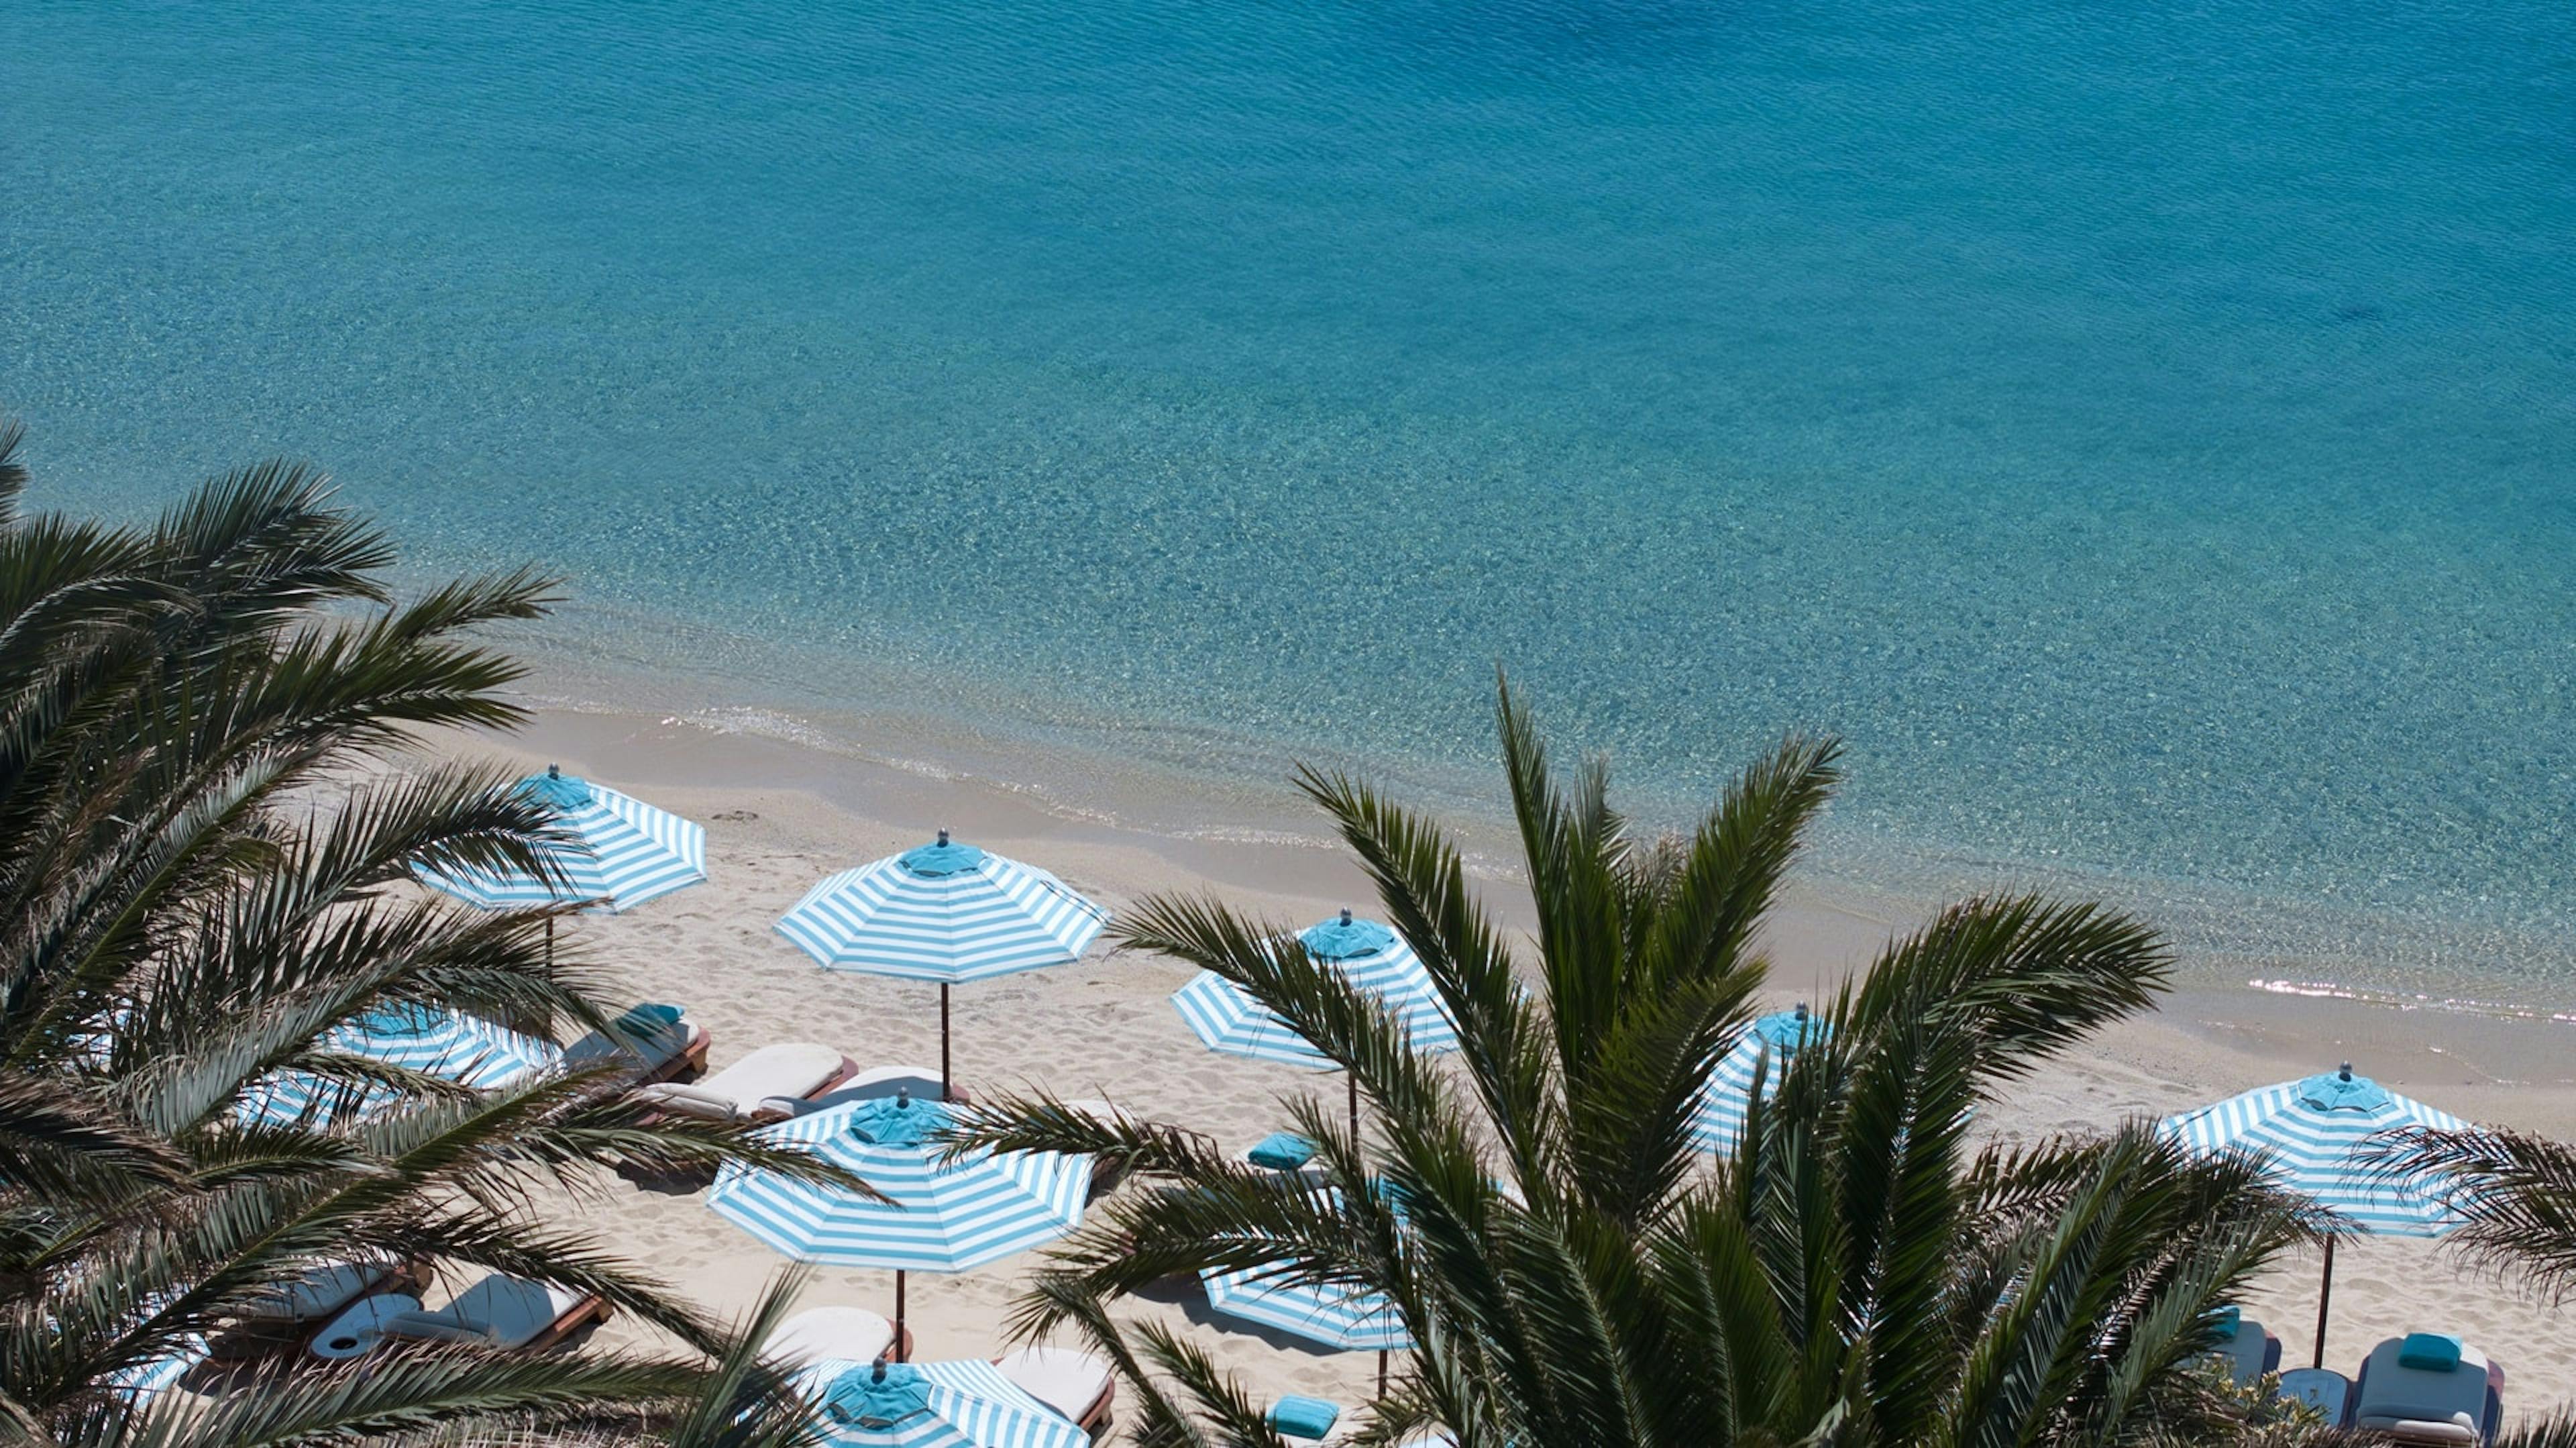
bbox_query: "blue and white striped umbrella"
[798,1357,1086,1448]
[2160,1064,2470,1236]
[1200,1263,1411,1353]
[241,1006,559,1127]
[708,1092,1089,1353]
[419,766,706,912]
[2161,1064,2472,1367]
[1170,913,1460,1071]
[776,834,1106,983]
[1691,1005,1829,1155]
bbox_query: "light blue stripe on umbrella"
[775,836,1108,984]
[1170,913,1460,1070]
[1200,1264,1411,1352]
[2160,1066,2470,1236]
[800,1358,1086,1448]
[241,1006,559,1127]
[419,767,707,912]
[1693,1005,1830,1154]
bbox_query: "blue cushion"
[1248,1132,1316,1170]
[1270,1396,1340,1439]
[2398,1333,2463,1372]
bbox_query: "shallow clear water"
[7,1,2574,995]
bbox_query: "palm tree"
[0,422,844,1444]
[955,680,2326,1447]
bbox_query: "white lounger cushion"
[388,1275,587,1349]
[238,1261,390,1323]
[997,1345,1112,1422]
[763,1306,898,1367]
[637,1043,843,1119]
[2354,1338,2491,1443]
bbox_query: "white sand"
[433,711,2576,1431]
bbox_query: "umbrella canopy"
[1691,1004,1829,1154]
[708,1090,1089,1357]
[775,834,1107,983]
[1199,1263,1411,1353]
[800,1357,1086,1448]
[1170,912,1460,1070]
[420,766,706,912]
[710,1092,1089,1270]
[2160,1064,2469,1236]
[2161,1064,2471,1367]
[241,1005,558,1127]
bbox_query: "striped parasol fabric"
[419,766,706,912]
[1691,1004,1829,1155]
[1170,912,1460,1071]
[708,1091,1089,1355]
[775,835,1107,983]
[2159,1065,2470,1236]
[2160,1064,2472,1367]
[241,1006,559,1127]
[798,1357,1087,1448]
[1199,1263,1411,1352]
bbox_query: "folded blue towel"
[1248,1132,1316,1170]
[1269,1395,1340,1439]
[2398,1333,2463,1372]
[2210,1306,2241,1334]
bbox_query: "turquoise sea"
[6,1,2573,999]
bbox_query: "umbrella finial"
[871,1358,888,1383]
[894,1086,912,1109]
[1339,907,1353,927]
[936,828,950,847]
[1794,1001,1809,1021]
[547,763,561,778]
[2339,1062,2353,1080]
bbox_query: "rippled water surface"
[6,0,2573,994]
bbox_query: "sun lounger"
[564,1002,710,1084]
[2214,1311,2282,1386]
[2350,1334,2504,1445]
[996,1345,1115,1437]
[2279,1367,2351,1425]
[763,1304,912,1367]
[633,1042,858,1123]
[211,1255,427,1357]
[379,1274,610,1351]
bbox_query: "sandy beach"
[440,706,2576,1428]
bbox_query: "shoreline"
[431,703,2576,1415]
[495,623,2576,1019]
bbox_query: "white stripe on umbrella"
[240,1007,559,1127]
[708,1092,1089,1357]
[1691,1005,1829,1155]
[1169,914,1461,1071]
[419,768,707,913]
[2159,1064,2471,1367]
[775,838,1106,983]
[1199,1264,1411,1353]
[798,1357,1086,1448]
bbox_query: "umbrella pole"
[895,1270,908,1362]
[1348,1072,1359,1140]
[544,917,553,969]
[2312,1237,2334,1369]
[1377,1348,1389,1398]
[941,983,953,1103]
